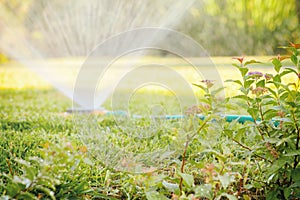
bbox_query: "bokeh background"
[0,0,299,62]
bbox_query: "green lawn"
[0,57,298,199]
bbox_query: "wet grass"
[0,57,291,199]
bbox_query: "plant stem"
[292,111,300,168]
[246,100,265,140]
[179,117,210,194]
[179,139,189,193]
[232,138,272,163]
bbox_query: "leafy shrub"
[227,43,300,199]
[0,141,94,199]
[145,43,300,199]
[1,43,300,200]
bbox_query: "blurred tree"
[0,0,299,57]
[296,0,300,23]
[180,0,300,56]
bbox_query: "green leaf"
[194,184,213,199]
[247,107,258,119]
[267,88,277,97]
[284,187,292,199]
[23,166,36,181]
[36,177,56,191]
[218,173,235,189]
[232,94,248,101]
[266,190,279,200]
[15,158,31,168]
[277,135,296,147]
[162,180,180,195]
[268,157,289,175]
[232,63,241,69]
[202,149,226,162]
[272,59,282,72]
[244,80,254,89]
[291,54,298,66]
[244,60,262,66]
[17,192,36,200]
[273,74,281,83]
[5,182,23,197]
[74,182,89,193]
[178,172,194,188]
[284,150,300,157]
[292,168,300,181]
[279,91,288,101]
[145,191,168,200]
[284,67,298,75]
[193,83,207,93]
[256,79,265,87]
[263,110,277,120]
[225,79,242,86]
[290,181,300,188]
[211,87,225,96]
[216,193,237,200]
[239,67,249,77]
[35,185,55,200]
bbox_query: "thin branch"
[179,117,210,194]
[232,138,272,163]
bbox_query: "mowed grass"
[0,56,293,116]
[0,56,275,167]
[0,57,296,198]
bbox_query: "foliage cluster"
[0,44,300,199]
